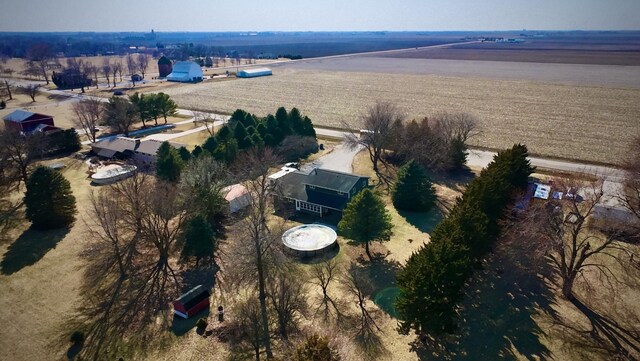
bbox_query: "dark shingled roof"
[303,168,365,193]
[175,285,210,310]
[276,168,368,211]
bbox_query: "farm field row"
[277,56,640,88]
[163,68,640,165]
[378,47,640,66]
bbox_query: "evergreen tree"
[156,142,183,182]
[338,189,392,261]
[233,122,248,145]
[395,144,534,338]
[25,166,76,230]
[392,160,436,212]
[251,132,264,148]
[230,109,248,124]
[256,122,268,137]
[289,107,304,134]
[216,125,232,144]
[396,237,471,335]
[182,214,216,267]
[242,113,257,128]
[301,116,316,138]
[203,136,218,153]
[239,135,254,150]
[192,145,204,158]
[448,137,467,171]
[275,107,291,136]
[155,92,178,124]
[265,115,282,145]
[178,146,192,161]
[293,334,341,361]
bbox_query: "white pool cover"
[282,224,337,252]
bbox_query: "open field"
[378,34,640,66]
[163,67,640,165]
[380,47,640,66]
[279,56,640,88]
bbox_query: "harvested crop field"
[163,68,640,165]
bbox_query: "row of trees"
[345,101,479,186]
[396,144,534,336]
[22,53,152,90]
[71,93,177,142]
[190,107,317,167]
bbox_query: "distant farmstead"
[166,61,203,82]
[157,56,173,78]
[3,110,55,133]
[237,67,272,78]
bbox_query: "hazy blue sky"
[1,0,639,32]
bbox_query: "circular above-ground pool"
[282,224,338,258]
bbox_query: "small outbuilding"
[167,61,203,82]
[172,285,210,319]
[224,184,251,213]
[237,67,272,78]
[3,110,55,133]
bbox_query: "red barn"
[172,285,210,319]
[3,110,55,133]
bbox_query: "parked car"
[284,162,299,169]
[113,90,124,96]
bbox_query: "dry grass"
[0,158,95,360]
[162,68,640,165]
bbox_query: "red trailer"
[172,285,210,319]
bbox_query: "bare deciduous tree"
[345,100,404,187]
[266,265,308,340]
[511,176,638,300]
[137,54,151,79]
[20,84,39,102]
[126,54,138,86]
[193,110,217,136]
[343,265,381,340]
[102,96,139,136]
[112,60,122,86]
[102,59,112,88]
[72,98,104,143]
[0,128,37,185]
[229,148,283,359]
[618,135,640,237]
[310,259,346,322]
[2,79,13,100]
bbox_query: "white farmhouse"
[167,61,203,82]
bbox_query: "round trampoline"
[282,224,338,258]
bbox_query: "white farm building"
[237,67,272,78]
[167,61,203,82]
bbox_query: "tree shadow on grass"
[414,244,557,361]
[360,257,403,318]
[428,167,476,193]
[398,208,444,234]
[1,226,70,275]
[557,298,640,360]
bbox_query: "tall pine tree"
[25,166,77,230]
[392,160,436,212]
[338,189,393,261]
[156,141,183,182]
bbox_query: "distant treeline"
[0,32,463,59]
